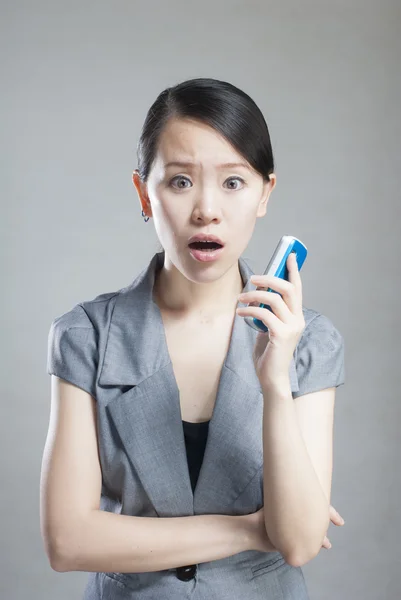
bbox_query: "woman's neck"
[153,254,244,318]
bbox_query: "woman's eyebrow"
[164,161,250,170]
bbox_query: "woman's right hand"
[322,504,346,549]
[245,504,345,553]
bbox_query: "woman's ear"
[256,173,276,218]
[132,170,152,218]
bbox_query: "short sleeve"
[292,313,345,399]
[47,304,98,399]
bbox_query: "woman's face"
[133,117,276,284]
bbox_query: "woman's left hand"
[236,252,306,391]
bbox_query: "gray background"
[2,0,400,598]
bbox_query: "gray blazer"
[47,250,345,600]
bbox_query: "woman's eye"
[169,175,245,190]
[225,177,245,190]
[170,176,192,189]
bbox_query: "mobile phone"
[244,235,308,333]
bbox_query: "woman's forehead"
[155,119,250,169]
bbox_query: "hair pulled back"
[136,77,275,183]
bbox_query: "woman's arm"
[55,510,252,573]
[40,377,253,573]
[261,379,331,566]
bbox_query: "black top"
[182,419,210,492]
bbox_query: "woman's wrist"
[262,376,293,402]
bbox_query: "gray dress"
[47,250,345,599]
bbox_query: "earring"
[141,209,150,223]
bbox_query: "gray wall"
[2,1,400,598]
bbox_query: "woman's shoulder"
[49,289,121,333]
[292,305,345,397]
[300,305,344,348]
[46,286,128,395]
[49,253,159,337]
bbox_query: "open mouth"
[188,241,223,252]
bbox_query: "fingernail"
[340,518,345,525]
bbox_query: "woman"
[41,77,345,600]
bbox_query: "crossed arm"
[262,382,338,566]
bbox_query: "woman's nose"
[191,193,222,223]
[192,205,222,223]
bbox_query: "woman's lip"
[188,246,225,263]
[188,234,224,246]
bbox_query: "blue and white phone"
[244,235,308,333]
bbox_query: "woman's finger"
[238,290,293,322]
[321,505,346,551]
[322,535,332,549]
[249,254,302,316]
[329,504,345,526]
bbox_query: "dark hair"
[136,77,275,183]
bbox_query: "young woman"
[41,77,346,600]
